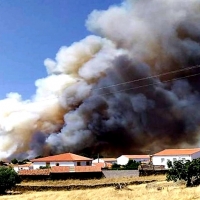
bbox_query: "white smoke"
[1,0,200,159]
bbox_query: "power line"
[99,71,200,96]
[9,65,200,106]
[93,65,200,91]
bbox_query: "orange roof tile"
[74,166,101,172]
[31,153,92,162]
[154,148,200,156]
[51,166,70,173]
[17,163,33,168]
[50,166,101,173]
[123,155,149,159]
[101,158,116,162]
[18,169,50,176]
[93,162,105,168]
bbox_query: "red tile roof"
[18,169,50,176]
[93,162,105,168]
[123,155,149,159]
[51,166,70,173]
[17,163,33,168]
[31,153,92,162]
[101,158,116,162]
[154,148,200,156]
[74,166,101,172]
[50,166,101,173]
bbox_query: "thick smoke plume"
[1,0,200,159]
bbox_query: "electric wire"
[10,65,200,106]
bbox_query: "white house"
[13,163,33,172]
[117,155,150,165]
[152,148,200,169]
[92,158,116,168]
[31,153,92,170]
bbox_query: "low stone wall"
[19,172,103,181]
[102,170,139,178]
[14,180,155,192]
[139,170,168,176]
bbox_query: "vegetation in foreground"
[0,167,21,194]
[19,175,165,186]
[0,181,200,200]
[167,158,200,187]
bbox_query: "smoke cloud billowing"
[1,0,200,159]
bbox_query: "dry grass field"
[1,175,199,200]
[19,175,166,186]
[0,181,200,200]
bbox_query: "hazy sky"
[0,0,122,99]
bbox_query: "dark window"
[77,162,81,166]
[46,162,50,167]
[56,163,59,166]
[86,161,90,166]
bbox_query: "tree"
[11,158,18,165]
[166,158,200,187]
[111,163,121,170]
[125,160,140,170]
[0,167,21,194]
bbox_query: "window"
[86,161,90,166]
[46,162,50,167]
[56,163,59,166]
[77,162,81,166]
[161,158,165,163]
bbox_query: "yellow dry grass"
[20,175,165,186]
[1,182,200,200]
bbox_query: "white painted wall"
[117,156,149,165]
[49,162,74,167]
[33,161,91,169]
[92,159,116,164]
[33,162,46,169]
[117,156,129,165]
[92,159,105,164]
[152,155,191,169]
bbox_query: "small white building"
[92,158,116,168]
[13,163,33,172]
[117,155,149,165]
[31,153,92,170]
[152,148,200,169]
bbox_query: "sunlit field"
[0,181,200,200]
[19,175,165,186]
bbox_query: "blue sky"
[0,0,122,99]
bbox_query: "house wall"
[133,158,149,162]
[14,166,19,172]
[49,162,75,167]
[117,156,149,165]
[33,161,91,169]
[33,162,46,169]
[117,156,129,165]
[152,155,191,169]
[92,159,105,163]
[191,151,200,159]
[92,159,116,164]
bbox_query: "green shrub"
[0,166,21,194]
[124,160,140,170]
[166,158,200,187]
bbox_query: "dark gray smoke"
[2,0,200,159]
[45,0,200,156]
